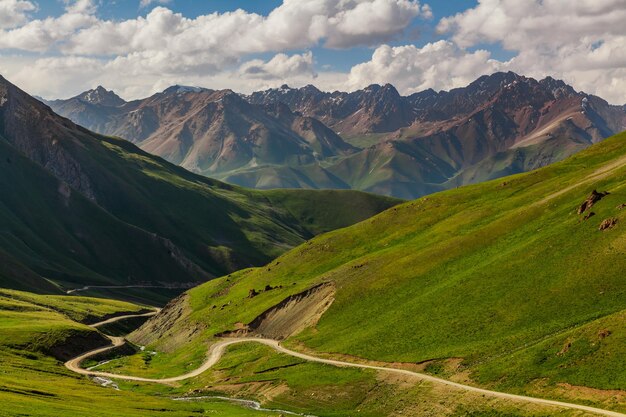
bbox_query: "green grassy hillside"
[0,75,398,301]
[0,290,284,417]
[0,290,572,417]
[129,131,626,409]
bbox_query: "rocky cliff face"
[0,76,97,201]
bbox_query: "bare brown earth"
[217,282,335,340]
[128,294,202,353]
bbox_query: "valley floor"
[0,290,602,417]
[68,334,626,416]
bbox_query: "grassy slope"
[131,132,626,408]
[2,291,557,417]
[447,136,589,187]
[0,291,275,417]
[219,129,599,201]
[0,289,145,322]
[0,139,204,295]
[262,189,401,236]
[0,76,399,299]
[0,289,142,353]
[97,339,575,416]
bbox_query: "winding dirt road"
[65,311,159,375]
[65,332,626,417]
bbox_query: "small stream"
[172,395,318,417]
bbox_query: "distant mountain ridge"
[48,72,626,199]
[47,86,357,177]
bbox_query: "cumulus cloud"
[5,0,626,104]
[63,0,97,15]
[348,41,503,93]
[239,52,316,80]
[0,0,430,98]
[0,0,96,52]
[1,0,428,55]
[0,0,36,29]
[438,0,626,50]
[1,52,340,100]
[437,0,626,103]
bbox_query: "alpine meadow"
[1,1,626,417]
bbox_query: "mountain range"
[0,75,397,304]
[48,72,626,199]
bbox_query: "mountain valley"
[0,75,398,304]
[3,1,626,416]
[1,71,626,416]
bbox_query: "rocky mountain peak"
[302,84,322,94]
[77,86,125,107]
[539,76,578,99]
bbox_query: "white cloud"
[318,0,423,48]
[0,0,36,29]
[437,0,626,103]
[1,0,428,55]
[0,2,96,52]
[4,0,626,105]
[438,0,626,50]
[1,52,343,100]
[0,0,429,99]
[347,41,503,93]
[239,52,316,80]
[63,0,97,15]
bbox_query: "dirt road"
[65,310,159,375]
[65,336,626,416]
[91,311,160,328]
[536,153,626,206]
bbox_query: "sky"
[0,0,625,104]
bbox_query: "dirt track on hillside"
[66,335,626,416]
[536,153,626,206]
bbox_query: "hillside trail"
[65,335,626,417]
[535,153,626,207]
[65,310,159,374]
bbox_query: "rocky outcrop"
[583,212,595,221]
[599,218,618,231]
[577,190,610,214]
[129,293,204,352]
